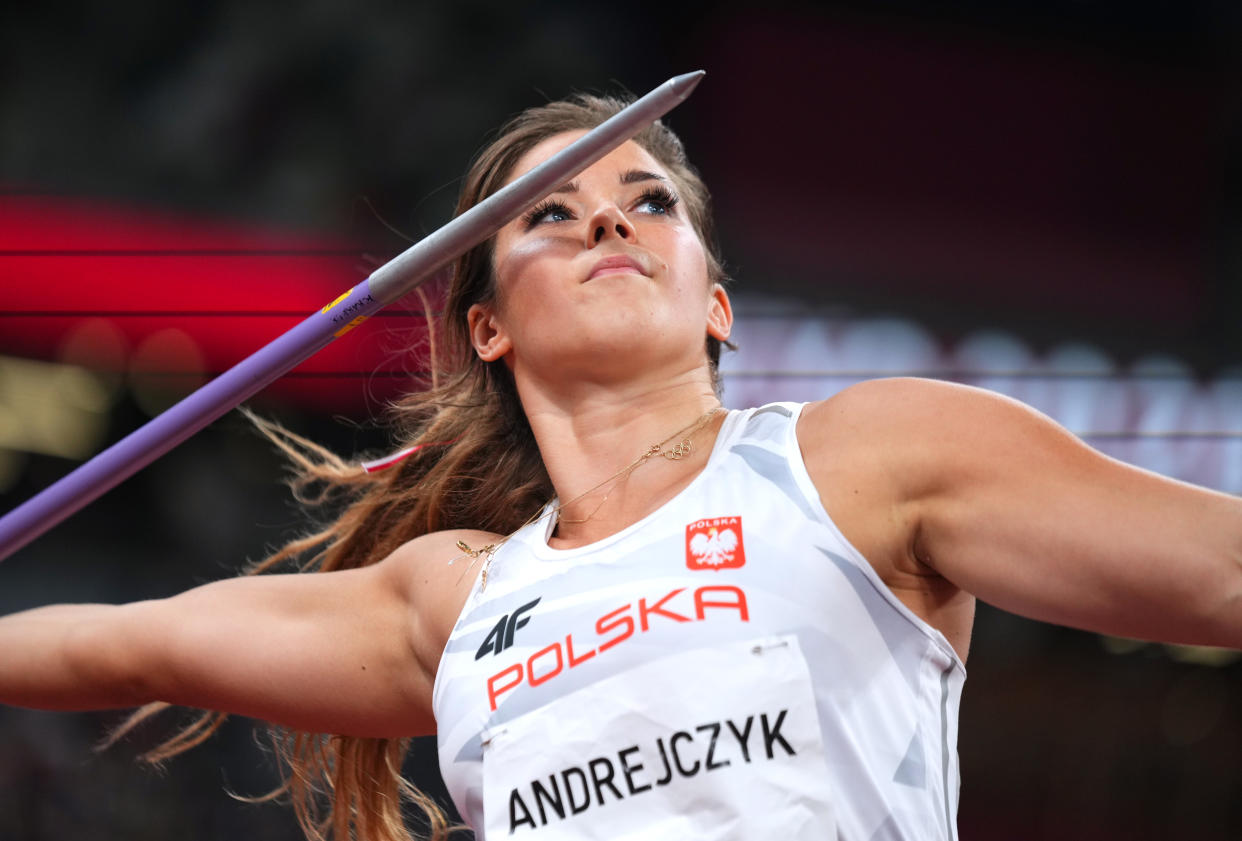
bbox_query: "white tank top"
[433,403,965,840]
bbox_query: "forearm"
[0,602,150,711]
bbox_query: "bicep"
[907,382,1242,647]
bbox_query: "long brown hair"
[112,92,727,841]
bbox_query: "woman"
[2,94,1240,841]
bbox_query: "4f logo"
[475,597,542,660]
[686,516,746,570]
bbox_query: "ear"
[467,303,512,362]
[706,284,733,343]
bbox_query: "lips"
[585,253,650,282]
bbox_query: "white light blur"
[0,356,112,461]
[722,298,1242,494]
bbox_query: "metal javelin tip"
[668,70,706,100]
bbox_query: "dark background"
[2,2,1240,839]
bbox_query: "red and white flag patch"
[685,516,746,570]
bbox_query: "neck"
[519,377,725,548]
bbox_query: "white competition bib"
[481,635,836,840]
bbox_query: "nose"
[586,205,632,247]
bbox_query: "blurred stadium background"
[2,1,1239,838]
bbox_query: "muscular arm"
[0,529,490,738]
[803,378,1242,649]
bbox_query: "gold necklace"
[455,406,723,590]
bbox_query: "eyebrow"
[552,169,669,195]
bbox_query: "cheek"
[665,227,711,291]
[492,237,582,332]
[494,237,576,292]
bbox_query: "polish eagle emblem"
[685,517,746,570]
[689,527,739,566]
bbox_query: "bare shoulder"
[799,377,1059,486]
[387,528,503,641]
[797,374,1096,546]
[387,528,504,589]
[800,376,1027,438]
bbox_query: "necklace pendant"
[663,438,692,460]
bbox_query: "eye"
[633,186,680,216]
[521,199,574,229]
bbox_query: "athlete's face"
[467,133,731,385]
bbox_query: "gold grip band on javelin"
[334,316,367,337]
[322,290,351,314]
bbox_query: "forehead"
[506,130,670,186]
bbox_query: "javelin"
[0,70,707,561]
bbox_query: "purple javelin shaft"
[0,70,705,561]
